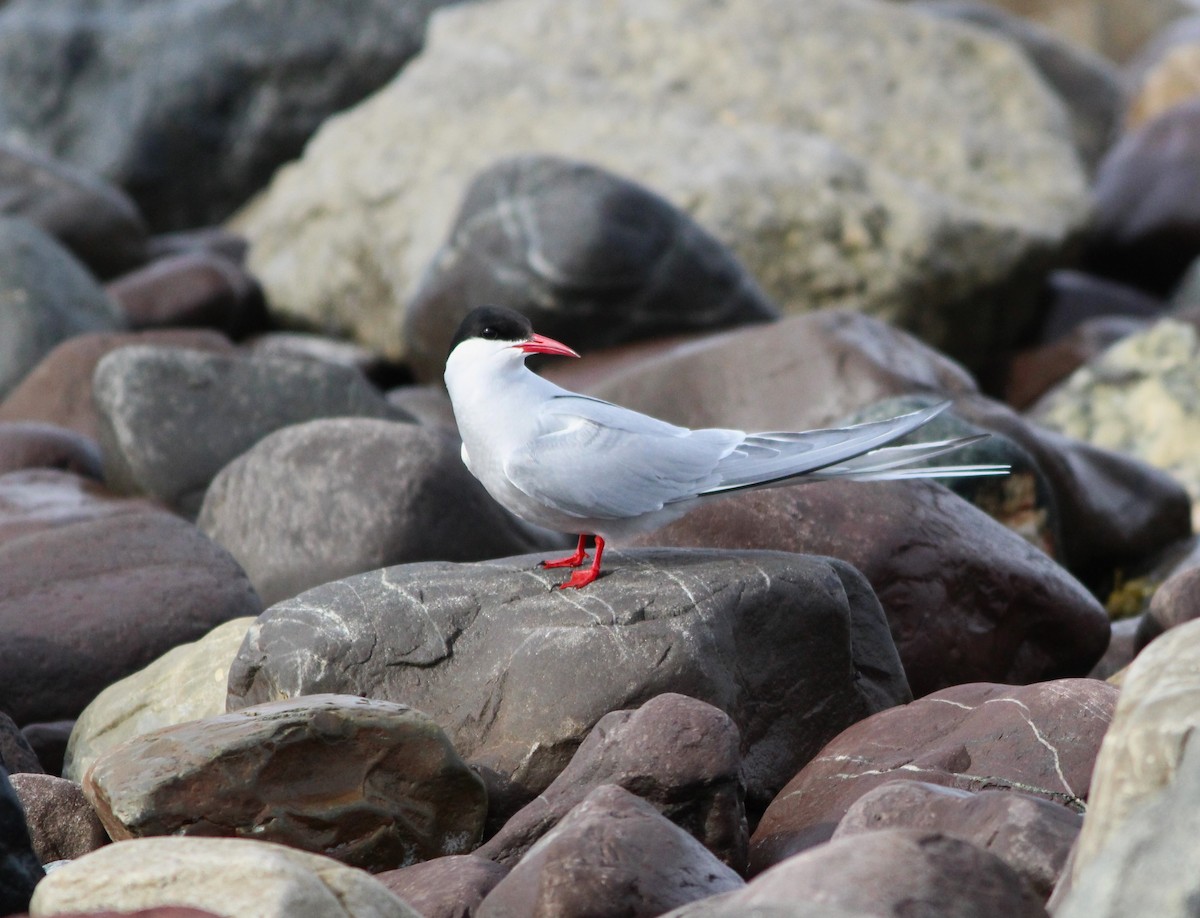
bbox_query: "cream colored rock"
[1070,618,1200,881]
[1032,319,1200,528]
[63,617,254,782]
[234,0,1087,371]
[30,836,418,918]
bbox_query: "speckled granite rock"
[1032,318,1200,528]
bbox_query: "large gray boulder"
[198,418,559,606]
[227,549,912,810]
[236,0,1088,371]
[0,0,461,229]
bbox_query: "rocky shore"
[3,0,1200,916]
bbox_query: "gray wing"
[503,395,743,520]
[502,398,968,519]
[702,401,957,494]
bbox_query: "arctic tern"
[444,305,1008,589]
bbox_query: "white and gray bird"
[444,305,1008,589]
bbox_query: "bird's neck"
[445,352,560,452]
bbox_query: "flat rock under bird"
[444,306,1008,589]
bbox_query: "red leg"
[540,534,589,569]
[560,536,605,589]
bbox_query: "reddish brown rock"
[83,694,487,873]
[10,774,108,862]
[0,330,233,441]
[749,679,1117,874]
[476,785,743,918]
[378,855,508,918]
[0,422,103,480]
[1137,564,1200,651]
[477,693,746,870]
[0,469,261,724]
[628,480,1109,696]
[833,781,1080,899]
[1006,316,1149,410]
[578,310,1189,591]
[107,251,267,337]
[584,310,977,433]
[672,830,1046,918]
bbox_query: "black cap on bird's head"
[447,305,580,360]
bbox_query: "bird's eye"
[480,326,498,340]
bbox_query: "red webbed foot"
[540,534,589,569]
[555,536,605,590]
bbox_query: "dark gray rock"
[1083,97,1200,296]
[0,140,147,277]
[0,217,124,398]
[1057,735,1200,918]
[378,855,509,918]
[18,721,73,779]
[833,781,1080,900]
[9,773,108,863]
[476,785,744,918]
[227,549,912,811]
[0,712,41,775]
[0,469,262,724]
[0,767,43,914]
[0,0,461,230]
[93,346,407,516]
[198,418,558,606]
[478,693,746,870]
[749,680,1117,872]
[663,829,1046,918]
[404,154,779,382]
